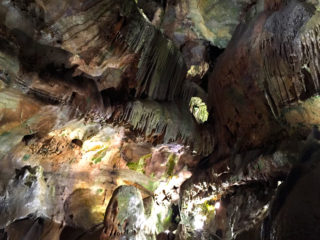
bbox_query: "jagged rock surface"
[208,0,320,157]
[1,0,320,240]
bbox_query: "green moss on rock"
[189,97,209,123]
[166,153,178,177]
[91,146,109,164]
[127,153,152,173]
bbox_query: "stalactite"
[261,17,320,107]
[119,100,214,156]
[122,16,187,100]
[29,0,187,101]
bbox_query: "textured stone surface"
[159,0,262,49]
[208,0,320,158]
[1,0,320,239]
[0,0,213,156]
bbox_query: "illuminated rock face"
[1,0,320,240]
[100,185,146,240]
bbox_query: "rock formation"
[1,0,320,239]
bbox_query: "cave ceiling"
[1,0,320,239]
